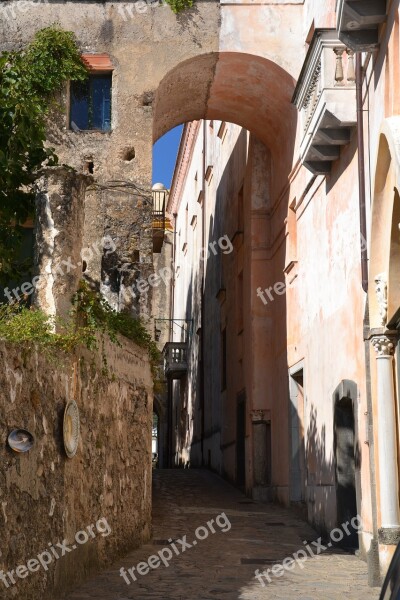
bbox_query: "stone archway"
[153,52,297,186]
[152,50,297,497]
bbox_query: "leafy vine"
[0,26,88,283]
[0,281,160,380]
[165,0,194,13]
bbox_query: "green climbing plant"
[0,301,92,354]
[73,281,161,372]
[0,281,160,378]
[165,0,194,13]
[0,25,88,284]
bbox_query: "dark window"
[238,184,244,232]
[70,74,112,132]
[221,328,227,391]
[0,227,34,305]
[237,272,244,333]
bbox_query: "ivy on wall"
[0,26,88,283]
[165,0,194,13]
[0,281,160,376]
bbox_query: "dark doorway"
[334,396,358,549]
[289,365,306,504]
[236,392,246,490]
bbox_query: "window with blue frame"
[70,74,112,132]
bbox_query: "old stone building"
[1,0,400,597]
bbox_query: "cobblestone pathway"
[64,469,380,600]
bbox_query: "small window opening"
[123,147,136,162]
[70,74,112,132]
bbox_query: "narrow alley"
[63,470,379,600]
[3,3,400,598]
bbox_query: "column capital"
[250,409,270,423]
[371,333,398,356]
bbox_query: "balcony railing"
[163,342,188,379]
[336,0,387,51]
[292,29,357,175]
[152,187,167,253]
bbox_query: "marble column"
[372,334,400,529]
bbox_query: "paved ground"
[63,469,380,600]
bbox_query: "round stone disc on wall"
[63,400,80,458]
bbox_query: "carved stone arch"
[369,117,400,328]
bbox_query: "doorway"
[334,395,358,549]
[236,391,246,490]
[289,363,306,504]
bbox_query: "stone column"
[251,409,271,502]
[372,333,400,530]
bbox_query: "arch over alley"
[153,51,298,177]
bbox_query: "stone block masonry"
[0,335,153,600]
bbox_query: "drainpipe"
[356,52,369,293]
[200,120,206,467]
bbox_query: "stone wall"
[0,335,153,599]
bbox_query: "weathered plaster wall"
[219,0,305,77]
[152,227,174,468]
[34,168,90,318]
[0,336,153,599]
[0,0,220,314]
[285,145,369,533]
[0,1,220,178]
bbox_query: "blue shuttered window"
[70,74,112,132]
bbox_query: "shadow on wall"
[306,397,361,547]
[306,404,333,532]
